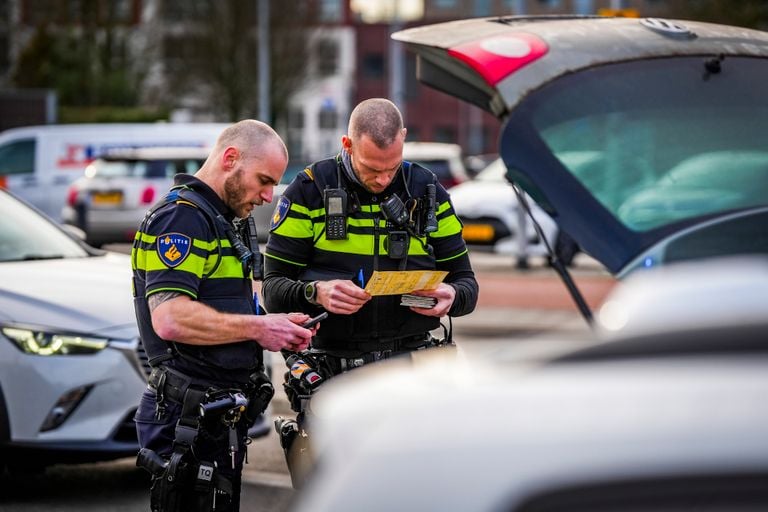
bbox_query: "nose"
[262,186,274,204]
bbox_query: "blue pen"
[357,268,365,288]
[253,292,260,315]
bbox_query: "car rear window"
[528,56,768,232]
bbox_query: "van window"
[0,139,36,176]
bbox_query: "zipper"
[372,213,380,337]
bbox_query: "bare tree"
[162,0,317,124]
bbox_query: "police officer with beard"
[132,120,317,511]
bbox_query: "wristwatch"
[303,281,319,306]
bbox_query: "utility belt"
[147,365,273,421]
[314,332,439,357]
[317,333,451,375]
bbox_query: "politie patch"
[156,233,192,268]
[270,196,291,231]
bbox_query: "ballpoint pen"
[253,292,261,315]
[357,268,365,288]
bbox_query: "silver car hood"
[0,252,137,337]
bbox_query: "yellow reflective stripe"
[264,252,308,267]
[134,246,208,274]
[436,200,452,215]
[274,216,313,238]
[315,231,374,254]
[210,254,246,278]
[433,214,463,237]
[436,248,468,263]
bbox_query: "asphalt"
[240,251,616,489]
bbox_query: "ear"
[222,146,239,170]
[341,135,352,153]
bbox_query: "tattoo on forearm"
[148,291,182,311]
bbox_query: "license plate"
[91,191,123,206]
[462,224,494,242]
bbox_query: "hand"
[315,279,371,315]
[253,313,314,352]
[408,283,455,317]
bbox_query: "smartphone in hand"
[302,312,328,329]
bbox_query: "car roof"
[393,17,768,276]
[99,146,211,161]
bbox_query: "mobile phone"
[301,312,328,329]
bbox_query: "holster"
[245,369,275,422]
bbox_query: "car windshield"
[0,191,89,261]
[528,56,768,232]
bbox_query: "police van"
[0,123,227,221]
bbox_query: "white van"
[0,123,227,221]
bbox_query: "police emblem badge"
[270,196,291,231]
[157,233,192,268]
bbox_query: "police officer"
[131,120,317,511]
[262,99,478,480]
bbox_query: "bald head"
[197,119,289,218]
[213,119,288,163]
[348,98,404,148]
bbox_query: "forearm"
[262,256,310,313]
[441,253,479,317]
[151,295,262,345]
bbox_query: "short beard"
[223,167,247,218]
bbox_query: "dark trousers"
[134,386,249,511]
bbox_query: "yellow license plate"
[462,224,494,242]
[91,191,123,206]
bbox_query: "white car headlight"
[1,326,108,355]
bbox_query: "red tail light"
[66,186,78,207]
[140,186,156,205]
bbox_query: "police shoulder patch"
[157,232,192,268]
[270,196,291,232]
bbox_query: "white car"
[61,147,209,247]
[450,157,577,264]
[0,189,146,471]
[294,258,768,512]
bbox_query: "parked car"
[0,123,226,222]
[296,258,768,512]
[61,147,210,247]
[0,188,146,471]
[1,188,271,474]
[402,141,470,189]
[284,14,768,508]
[450,157,578,265]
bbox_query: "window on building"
[434,126,456,144]
[316,38,338,77]
[318,105,338,130]
[433,0,457,9]
[319,0,342,22]
[0,139,36,176]
[288,108,305,130]
[0,35,8,73]
[362,53,385,80]
[405,53,420,100]
[473,0,492,17]
[162,0,210,22]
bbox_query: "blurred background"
[1,0,766,159]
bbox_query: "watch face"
[304,282,315,300]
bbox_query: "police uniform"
[263,154,478,367]
[131,174,267,511]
